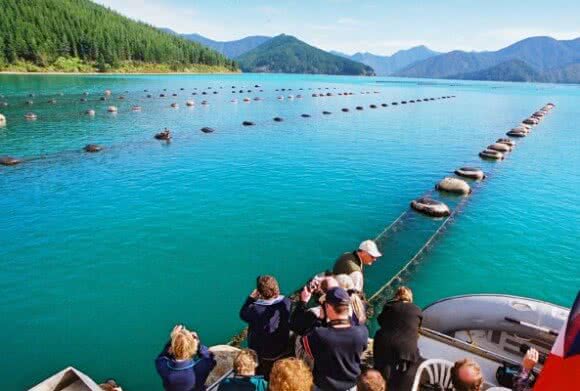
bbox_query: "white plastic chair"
[411,358,454,391]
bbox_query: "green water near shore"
[0,74,578,390]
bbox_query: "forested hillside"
[0,0,238,72]
[237,35,374,76]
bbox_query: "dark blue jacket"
[303,325,368,391]
[155,342,216,391]
[239,295,292,360]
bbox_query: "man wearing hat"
[300,287,369,391]
[333,240,382,292]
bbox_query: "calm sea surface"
[0,74,578,390]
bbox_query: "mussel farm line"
[367,102,555,307]
[225,102,556,347]
[0,93,455,166]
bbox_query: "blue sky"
[94,0,580,55]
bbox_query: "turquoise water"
[0,74,578,390]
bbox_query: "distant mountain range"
[332,46,441,76]
[161,29,271,59]
[163,29,580,83]
[236,35,375,76]
[395,36,580,83]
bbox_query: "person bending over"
[301,287,369,391]
[357,369,386,391]
[451,359,484,391]
[218,349,267,391]
[240,275,292,379]
[268,358,313,391]
[333,240,382,291]
[155,325,216,391]
[373,286,422,391]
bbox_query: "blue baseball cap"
[325,287,351,306]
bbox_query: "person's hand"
[171,324,184,339]
[300,286,312,303]
[522,348,539,370]
[250,289,259,299]
[317,304,327,320]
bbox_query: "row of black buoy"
[0,94,457,166]
[410,102,555,217]
[239,95,455,126]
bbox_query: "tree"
[0,0,238,71]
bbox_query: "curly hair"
[170,330,198,360]
[451,359,483,391]
[269,358,313,391]
[257,275,280,299]
[357,369,386,391]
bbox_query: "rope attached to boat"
[226,115,536,345]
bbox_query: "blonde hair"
[394,286,413,303]
[269,358,313,391]
[234,349,258,376]
[170,330,198,360]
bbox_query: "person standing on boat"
[332,240,382,292]
[155,325,216,391]
[239,275,292,379]
[373,287,423,391]
[301,287,369,391]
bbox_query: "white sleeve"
[350,271,364,292]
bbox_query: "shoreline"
[0,71,240,75]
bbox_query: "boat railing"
[206,368,234,391]
[421,327,522,367]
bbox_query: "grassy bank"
[0,58,238,74]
